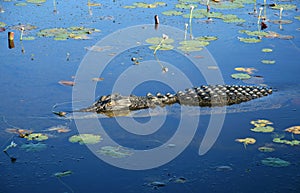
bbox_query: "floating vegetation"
[37,27,100,40]
[285,126,300,135]
[25,133,49,141]
[295,16,300,21]
[124,2,166,9]
[271,4,297,10]
[231,73,251,80]
[222,14,245,23]
[44,125,71,133]
[238,37,261,43]
[26,0,46,4]
[251,126,274,133]
[234,67,256,74]
[146,36,174,51]
[250,119,273,127]
[239,30,268,37]
[178,39,209,52]
[176,3,197,9]
[273,137,300,146]
[97,146,133,158]
[174,177,187,183]
[58,80,75,86]
[196,36,218,41]
[15,2,27,6]
[20,142,47,152]
[54,170,72,178]
[270,20,292,25]
[261,157,290,167]
[261,60,276,64]
[262,48,273,53]
[5,128,33,138]
[85,45,113,52]
[235,137,256,148]
[258,146,275,152]
[22,36,35,40]
[69,134,102,145]
[91,77,104,82]
[215,165,233,172]
[162,10,183,16]
[11,24,37,31]
[0,22,6,27]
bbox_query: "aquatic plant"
[20,142,47,152]
[20,27,24,41]
[235,137,256,148]
[258,146,275,152]
[25,133,49,141]
[231,73,251,80]
[251,126,274,133]
[69,134,102,144]
[3,141,17,152]
[184,23,188,40]
[261,157,290,167]
[285,126,300,135]
[97,146,133,158]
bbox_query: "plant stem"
[189,6,194,39]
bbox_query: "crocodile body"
[78,85,273,115]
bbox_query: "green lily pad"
[69,134,102,144]
[261,60,276,64]
[132,2,166,8]
[250,119,273,127]
[210,1,244,9]
[272,137,300,146]
[223,17,245,23]
[11,24,37,31]
[271,4,297,10]
[54,170,72,178]
[38,27,100,40]
[175,3,197,9]
[270,20,293,24]
[15,2,27,6]
[26,0,46,4]
[97,146,133,158]
[239,30,268,37]
[238,37,261,43]
[251,126,274,133]
[162,10,183,16]
[146,37,174,44]
[231,73,251,80]
[262,48,273,53]
[21,142,47,152]
[149,44,174,51]
[261,157,290,167]
[22,36,35,40]
[196,36,218,41]
[258,146,275,152]
[179,40,209,47]
[0,22,6,28]
[295,16,300,21]
[25,133,48,141]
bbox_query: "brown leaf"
[58,80,75,86]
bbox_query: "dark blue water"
[1,0,300,193]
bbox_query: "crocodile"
[75,85,273,117]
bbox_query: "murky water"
[1,0,300,193]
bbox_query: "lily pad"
[15,2,27,6]
[176,3,197,9]
[295,16,300,21]
[234,67,256,74]
[258,146,275,152]
[196,36,218,41]
[251,126,274,133]
[145,37,174,45]
[11,24,37,31]
[272,137,300,146]
[262,48,273,53]
[21,142,47,152]
[235,137,256,148]
[22,36,35,41]
[0,22,6,28]
[162,10,183,16]
[271,4,297,10]
[178,40,209,52]
[250,119,273,127]
[261,60,276,64]
[231,73,251,80]
[261,157,290,167]
[69,134,102,144]
[97,146,132,158]
[149,44,174,51]
[132,2,166,8]
[54,170,72,178]
[285,126,300,134]
[239,30,268,37]
[37,27,100,40]
[238,37,261,43]
[25,133,48,141]
[44,125,71,133]
[26,0,46,4]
